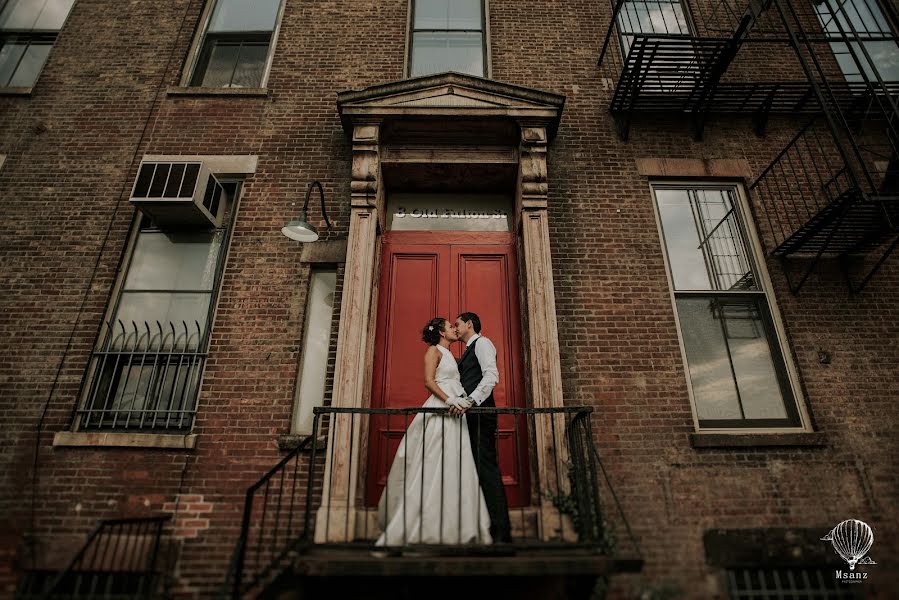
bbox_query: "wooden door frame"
[317,75,566,543]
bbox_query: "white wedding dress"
[375,344,492,546]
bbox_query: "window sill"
[166,86,269,98]
[277,434,328,452]
[53,431,197,449]
[689,431,827,448]
[0,87,33,96]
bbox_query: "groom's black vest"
[458,337,495,407]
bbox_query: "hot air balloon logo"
[821,519,877,571]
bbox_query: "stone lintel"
[636,157,752,180]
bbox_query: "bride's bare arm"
[423,346,450,403]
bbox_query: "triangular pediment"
[337,72,565,134]
[379,88,516,108]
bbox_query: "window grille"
[726,567,860,600]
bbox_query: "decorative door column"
[517,122,572,541]
[315,121,381,542]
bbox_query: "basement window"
[726,567,860,599]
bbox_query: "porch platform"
[285,546,643,577]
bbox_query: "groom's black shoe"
[491,527,513,544]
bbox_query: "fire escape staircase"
[599,0,899,291]
[600,0,807,139]
[746,0,899,292]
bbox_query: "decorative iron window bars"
[726,567,859,599]
[76,185,236,432]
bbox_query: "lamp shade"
[281,219,320,242]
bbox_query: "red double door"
[365,231,529,507]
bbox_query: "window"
[815,0,899,83]
[77,179,238,432]
[188,0,283,88]
[652,185,803,429]
[0,0,74,88]
[293,268,338,434]
[409,0,486,77]
[615,0,691,58]
[726,567,858,599]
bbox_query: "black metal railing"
[223,406,641,599]
[15,517,171,600]
[597,0,793,138]
[744,0,899,292]
[76,320,206,432]
[597,0,899,139]
[597,0,899,289]
[748,118,898,291]
[222,435,315,599]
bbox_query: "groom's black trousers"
[466,410,512,542]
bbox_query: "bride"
[375,317,492,547]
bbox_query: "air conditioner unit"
[129,161,226,228]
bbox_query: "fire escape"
[598,0,899,292]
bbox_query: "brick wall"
[1,0,896,598]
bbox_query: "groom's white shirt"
[465,333,499,406]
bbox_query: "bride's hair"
[421,317,446,345]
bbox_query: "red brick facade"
[1,1,896,598]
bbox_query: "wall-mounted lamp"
[281,181,332,242]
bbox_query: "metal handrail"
[223,406,638,599]
[223,435,313,600]
[40,516,170,600]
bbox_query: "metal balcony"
[222,407,642,599]
[597,0,899,139]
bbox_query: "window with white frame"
[652,185,803,429]
[293,268,337,435]
[0,0,74,88]
[188,0,284,88]
[409,0,486,77]
[76,173,238,433]
[815,0,899,84]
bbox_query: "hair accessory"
[428,326,433,331]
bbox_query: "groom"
[450,312,512,543]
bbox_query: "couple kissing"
[375,312,512,547]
